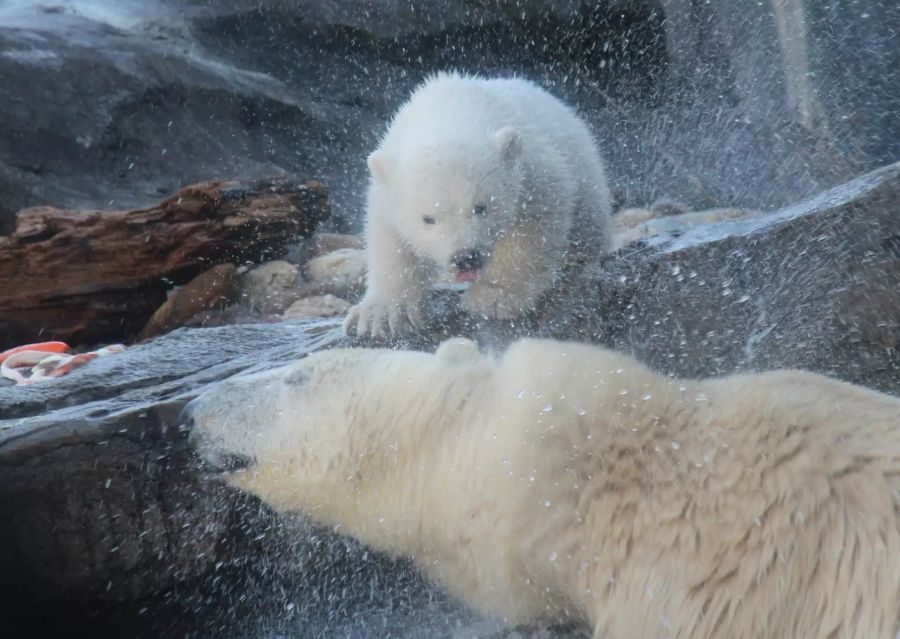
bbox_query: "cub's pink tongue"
[455,270,481,283]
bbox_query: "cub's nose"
[450,249,486,272]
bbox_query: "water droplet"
[542,404,553,412]
[671,441,681,450]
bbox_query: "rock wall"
[2,0,896,230]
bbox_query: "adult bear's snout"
[181,397,253,473]
[178,399,197,435]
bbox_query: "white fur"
[344,72,612,337]
[189,339,900,638]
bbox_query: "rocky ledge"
[0,161,898,637]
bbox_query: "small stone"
[282,295,351,319]
[303,248,366,300]
[649,198,691,218]
[302,233,364,262]
[613,207,657,231]
[139,263,237,340]
[238,260,301,313]
[183,305,277,329]
[611,207,757,250]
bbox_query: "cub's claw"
[344,298,424,338]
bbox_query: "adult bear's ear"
[435,338,482,365]
[367,150,394,182]
[492,126,520,162]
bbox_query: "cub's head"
[182,339,490,521]
[369,128,524,282]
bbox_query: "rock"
[182,303,280,329]
[2,0,896,232]
[1,170,898,636]
[303,232,365,261]
[0,177,329,348]
[649,198,690,217]
[302,248,367,301]
[237,260,301,314]
[138,264,237,340]
[611,206,757,251]
[282,295,352,320]
[612,207,659,231]
[583,163,900,394]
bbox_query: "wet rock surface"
[1,163,897,637]
[282,293,351,319]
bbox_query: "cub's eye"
[472,203,488,216]
[422,215,436,225]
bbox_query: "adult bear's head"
[182,338,491,547]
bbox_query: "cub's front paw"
[460,283,532,320]
[343,297,425,338]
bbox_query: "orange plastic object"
[0,341,69,364]
[33,352,96,378]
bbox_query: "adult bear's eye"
[472,203,488,216]
[422,215,436,225]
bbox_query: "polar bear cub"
[185,339,900,639]
[344,72,611,338]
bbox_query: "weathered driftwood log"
[0,177,329,348]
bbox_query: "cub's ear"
[367,150,394,182]
[492,126,521,162]
[435,338,482,366]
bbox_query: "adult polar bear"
[344,73,611,338]
[184,338,900,638]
